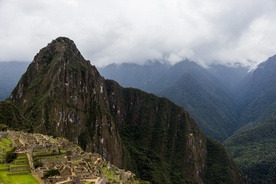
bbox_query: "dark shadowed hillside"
[99,55,276,183]
[224,56,276,184]
[159,73,238,141]
[237,55,276,127]
[225,119,276,184]
[99,61,240,141]
[2,37,245,184]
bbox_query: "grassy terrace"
[0,138,39,184]
[0,172,39,184]
[0,131,149,184]
[33,149,66,160]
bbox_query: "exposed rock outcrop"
[8,37,245,183]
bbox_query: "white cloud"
[0,0,276,68]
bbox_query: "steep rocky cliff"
[8,37,244,183]
[10,37,124,168]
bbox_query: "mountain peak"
[8,38,245,184]
[48,37,78,53]
[10,36,101,104]
[48,36,77,50]
[55,36,74,43]
[32,36,85,67]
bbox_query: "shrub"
[5,148,17,163]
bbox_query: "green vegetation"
[204,138,244,184]
[0,101,32,132]
[42,169,60,179]
[1,138,12,145]
[5,148,17,163]
[8,174,39,184]
[33,158,43,169]
[4,37,245,184]
[0,138,39,184]
[159,73,238,142]
[0,138,13,162]
[102,50,276,183]
[224,120,276,183]
[116,88,193,183]
[0,124,8,131]
[101,163,150,184]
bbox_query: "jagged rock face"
[10,37,124,167]
[9,37,244,183]
[0,101,27,130]
[105,83,207,182]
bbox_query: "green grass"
[9,164,29,169]
[1,138,12,145]
[32,151,50,156]
[49,138,56,143]
[106,170,119,180]
[0,164,9,169]
[0,138,13,165]
[0,142,37,184]
[102,166,107,173]
[71,157,82,163]
[34,154,65,161]
[32,150,61,157]
[7,171,30,175]
[17,155,27,160]
[0,141,12,152]
[0,171,10,183]
[8,174,39,184]
[0,166,37,184]
[59,149,67,154]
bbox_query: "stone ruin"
[0,131,140,184]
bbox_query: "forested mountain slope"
[100,61,241,141]
[99,55,276,183]
[1,37,245,184]
[224,55,276,184]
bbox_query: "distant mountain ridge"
[0,62,29,100]
[225,55,276,183]
[237,55,276,126]
[2,38,275,183]
[99,55,276,184]
[0,37,245,183]
[99,60,243,141]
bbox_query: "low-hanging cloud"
[1,0,276,68]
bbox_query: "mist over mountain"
[208,64,248,95]
[1,60,244,141]
[225,55,276,183]
[99,55,276,183]
[0,37,245,183]
[1,38,275,183]
[237,55,276,127]
[100,56,276,183]
[0,62,29,100]
[99,60,245,141]
[99,61,170,93]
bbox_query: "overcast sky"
[1,0,276,67]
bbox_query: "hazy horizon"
[1,0,276,68]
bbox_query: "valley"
[99,56,276,183]
[0,37,245,183]
[1,37,276,183]
[1,0,275,183]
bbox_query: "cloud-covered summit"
[1,0,276,68]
